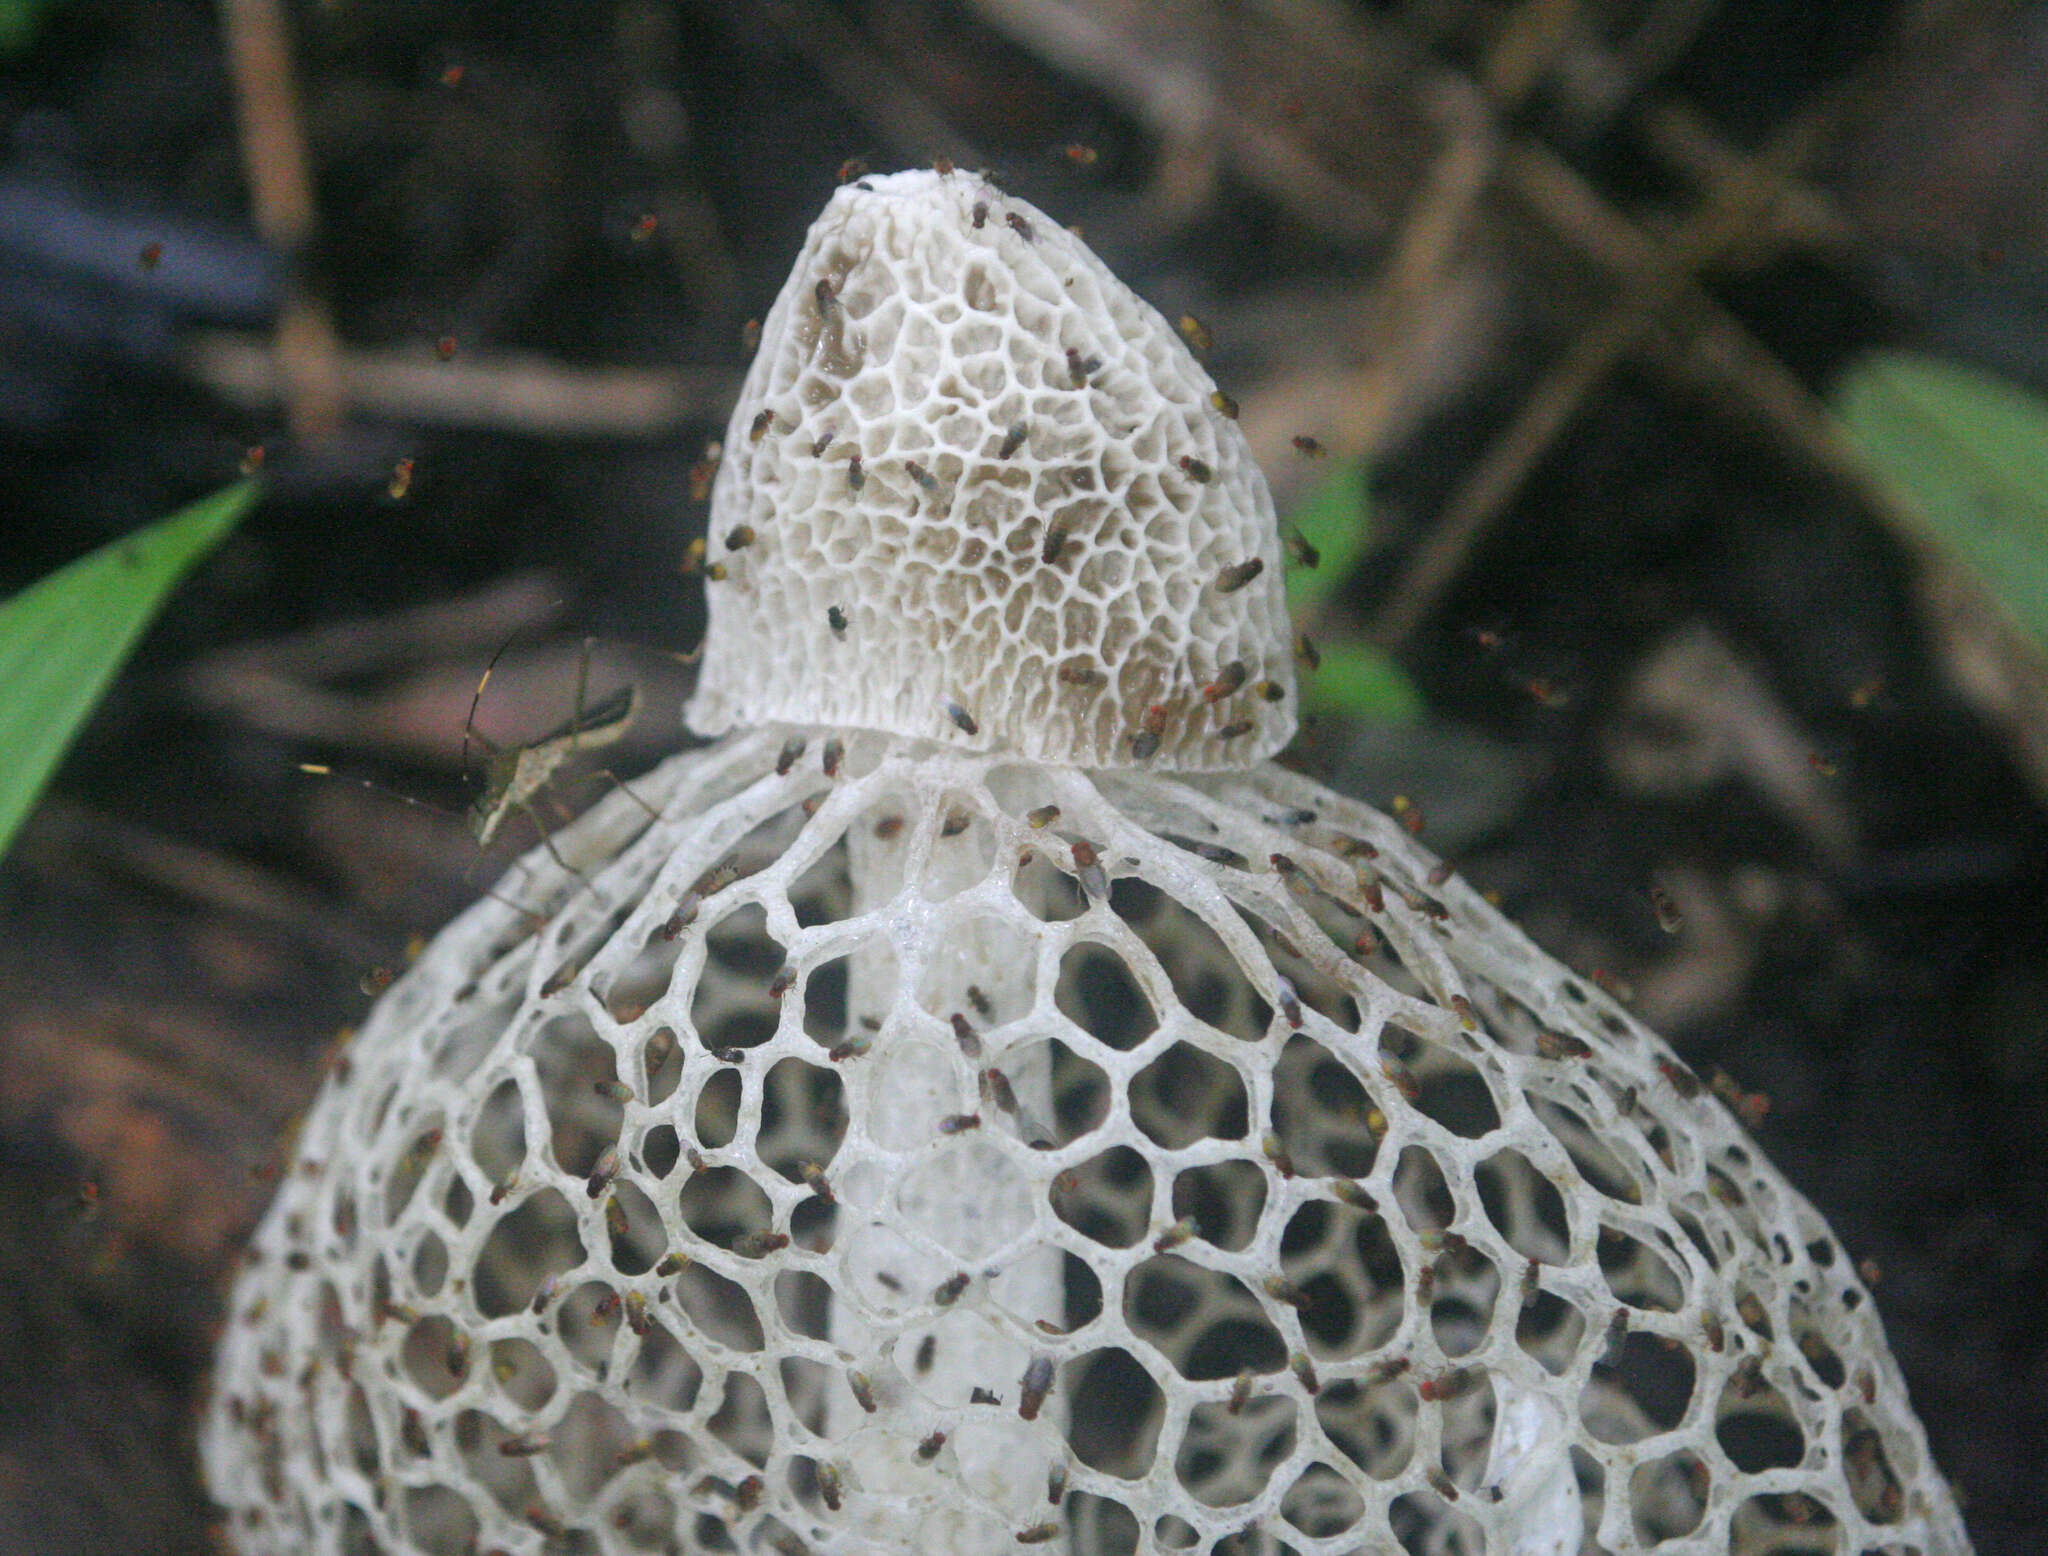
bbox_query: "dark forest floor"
[2,1,2045,1551]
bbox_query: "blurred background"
[1,0,2045,1550]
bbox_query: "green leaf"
[0,0,62,54]
[1283,457,1372,617]
[1836,350,2048,643]
[1304,638,1425,722]
[0,480,257,861]
[1280,455,1424,722]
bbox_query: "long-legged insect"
[464,637,646,851]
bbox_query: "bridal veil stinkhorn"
[204,170,1971,1556]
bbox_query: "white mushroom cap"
[685,170,1296,770]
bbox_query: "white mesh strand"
[684,170,1297,770]
[203,729,1972,1556]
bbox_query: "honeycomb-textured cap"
[685,170,1296,770]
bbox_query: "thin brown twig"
[1504,140,1889,514]
[1506,121,2048,807]
[218,0,345,445]
[17,797,393,971]
[1639,101,1850,254]
[1334,0,1590,455]
[1331,82,1495,456]
[757,0,986,172]
[1482,0,1583,106]
[972,0,1394,243]
[1368,17,1931,649]
[185,330,737,436]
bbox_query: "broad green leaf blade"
[1304,639,1425,723]
[0,480,257,860]
[1836,350,2048,643]
[1283,457,1373,617]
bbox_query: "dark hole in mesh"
[551,1389,639,1500]
[1412,1062,1501,1139]
[534,1016,624,1176]
[775,1269,835,1341]
[384,1119,444,1223]
[339,1502,381,1556]
[691,1511,738,1551]
[789,843,853,930]
[674,1263,765,1353]
[704,902,785,979]
[1798,1330,1846,1390]
[1282,1201,1404,1358]
[1062,1248,1105,1332]
[1389,1485,1483,1556]
[800,953,850,1043]
[700,1008,778,1053]
[678,1165,775,1253]
[412,1231,448,1297]
[452,1408,540,1518]
[1585,1330,1697,1444]
[1111,877,1272,1041]
[605,1179,664,1273]
[1054,1145,1156,1249]
[1731,1491,1839,1551]
[1176,1394,1297,1508]
[1173,1160,1267,1251]
[1718,1382,1807,1471]
[1429,1244,1501,1357]
[1127,1254,1287,1381]
[557,1280,622,1375]
[642,1122,680,1177]
[595,920,683,1028]
[640,1025,682,1104]
[1285,1460,1367,1539]
[1671,1205,1721,1273]
[1055,943,1158,1051]
[708,1370,773,1467]
[473,1189,584,1318]
[1476,1148,1571,1263]
[1044,1039,1112,1145]
[758,1056,848,1179]
[692,904,788,1053]
[1015,850,1087,922]
[694,1068,742,1149]
[628,1325,703,1414]
[1529,1094,1642,1204]
[1066,1490,1140,1556]
[1630,1448,1710,1543]
[1598,1224,1687,1312]
[1843,1407,1905,1524]
[1132,1042,1248,1147]
[1272,1035,1378,1176]
[402,1484,479,1556]
[1516,1288,1587,1374]
[1393,1145,1455,1234]
[344,1383,378,1478]
[1064,1349,1163,1476]
[790,1194,837,1251]
[400,1314,466,1399]
[489,1336,556,1411]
